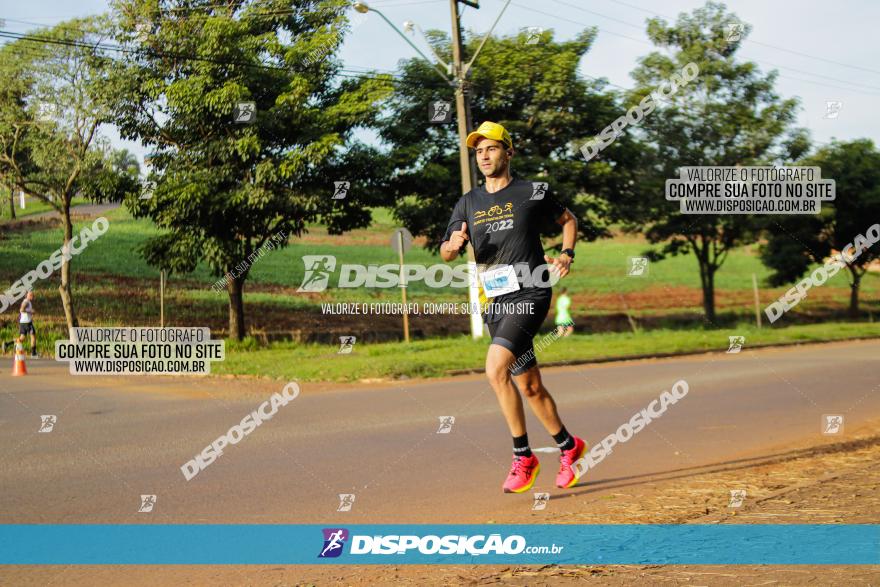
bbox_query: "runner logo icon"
[823,414,844,434]
[727,335,745,353]
[725,22,743,42]
[524,26,544,45]
[332,181,349,200]
[530,182,547,200]
[138,494,157,513]
[298,255,336,292]
[429,101,452,123]
[728,489,746,508]
[437,416,455,433]
[532,492,550,510]
[629,257,649,276]
[38,415,57,433]
[337,494,356,512]
[824,101,843,119]
[319,528,349,558]
[338,336,356,354]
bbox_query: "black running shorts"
[485,295,551,375]
[19,322,35,336]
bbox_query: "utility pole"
[450,0,478,194]
[450,0,483,339]
[357,0,510,339]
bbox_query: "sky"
[2,0,878,165]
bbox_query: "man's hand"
[544,253,572,278]
[446,222,469,253]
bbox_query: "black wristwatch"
[561,248,575,262]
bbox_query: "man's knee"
[519,377,544,398]
[485,351,514,388]
[485,362,511,388]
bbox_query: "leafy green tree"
[380,28,625,252]
[760,139,880,317]
[611,2,809,322]
[108,0,393,339]
[0,28,29,224]
[0,19,138,330]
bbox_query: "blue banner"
[0,524,876,565]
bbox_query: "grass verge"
[213,321,880,383]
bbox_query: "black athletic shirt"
[441,178,567,304]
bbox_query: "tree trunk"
[226,275,246,340]
[848,266,861,319]
[696,256,717,323]
[702,270,716,323]
[8,188,15,220]
[58,206,79,334]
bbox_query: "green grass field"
[2,205,877,299]
[0,204,877,380]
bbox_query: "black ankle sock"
[553,426,575,451]
[512,434,532,458]
[30,345,36,356]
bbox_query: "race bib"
[479,265,520,298]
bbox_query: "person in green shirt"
[555,287,574,337]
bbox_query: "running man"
[321,529,346,557]
[440,121,586,493]
[19,291,37,358]
[555,287,574,337]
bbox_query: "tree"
[108,0,393,339]
[380,28,623,252]
[760,139,880,318]
[0,36,29,223]
[0,19,136,331]
[610,2,809,322]
[3,185,15,219]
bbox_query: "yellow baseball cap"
[465,121,513,149]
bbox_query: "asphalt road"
[1,339,878,525]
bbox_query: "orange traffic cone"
[12,341,27,376]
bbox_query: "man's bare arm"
[543,209,578,279]
[557,209,578,254]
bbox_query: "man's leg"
[29,328,36,357]
[484,343,527,437]
[512,365,563,436]
[514,364,587,489]
[485,343,541,493]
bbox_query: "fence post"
[752,273,762,328]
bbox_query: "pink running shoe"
[556,436,587,488]
[502,454,541,493]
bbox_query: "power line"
[0,29,426,91]
[507,0,651,50]
[4,0,442,28]
[550,0,880,94]
[497,0,880,97]
[595,0,880,77]
[0,11,419,83]
[6,12,877,100]
[8,0,880,87]
[0,45,417,94]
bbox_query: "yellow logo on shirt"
[473,202,513,226]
